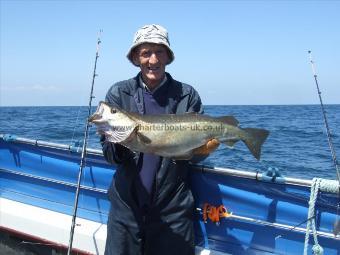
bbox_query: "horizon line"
[1,103,339,107]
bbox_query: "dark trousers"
[104,184,195,255]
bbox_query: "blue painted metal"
[261,167,285,184]
[3,134,17,142]
[191,170,339,254]
[0,136,339,254]
[0,137,113,223]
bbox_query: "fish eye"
[111,108,117,114]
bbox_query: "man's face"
[133,43,169,88]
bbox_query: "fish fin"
[243,128,269,160]
[105,125,137,143]
[216,116,239,126]
[137,133,152,144]
[171,152,194,160]
[223,139,238,148]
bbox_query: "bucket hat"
[127,24,175,66]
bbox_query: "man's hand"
[193,138,220,155]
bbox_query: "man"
[102,24,219,255]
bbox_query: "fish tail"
[243,128,269,160]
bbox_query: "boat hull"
[0,135,339,254]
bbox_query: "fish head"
[89,101,137,134]
[89,102,120,123]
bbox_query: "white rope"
[303,178,324,255]
[319,179,340,194]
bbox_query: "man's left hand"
[193,139,220,155]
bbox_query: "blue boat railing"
[0,133,331,188]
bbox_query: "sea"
[1,105,339,180]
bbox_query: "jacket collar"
[121,72,189,97]
[139,75,168,93]
[122,72,190,115]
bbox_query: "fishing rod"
[67,30,102,255]
[308,51,340,182]
[308,50,340,237]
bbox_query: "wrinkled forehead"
[135,43,167,53]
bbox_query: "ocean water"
[0,105,339,180]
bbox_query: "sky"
[0,0,339,106]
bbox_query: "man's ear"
[133,55,140,66]
[132,49,140,66]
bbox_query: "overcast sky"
[1,1,339,106]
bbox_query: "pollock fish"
[89,101,269,160]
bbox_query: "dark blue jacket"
[102,73,203,255]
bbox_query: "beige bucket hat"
[127,24,175,66]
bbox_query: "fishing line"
[277,52,340,242]
[274,215,315,240]
[21,241,64,247]
[308,50,340,235]
[308,51,340,182]
[70,106,83,147]
[67,30,102,255]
